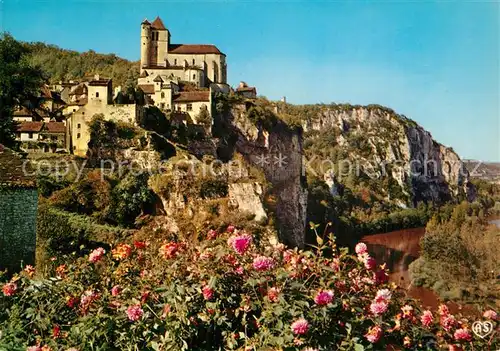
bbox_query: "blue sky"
[1,1,499,161]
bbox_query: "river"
[359,226,481,315]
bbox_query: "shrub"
[1,227,496,350]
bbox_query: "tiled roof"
[69,84,87,96]
[16,122,44,133]
[151,17,166,30]
[236,86,257,93]
[13,107,33,117]
[88,79,111,87]
[173,91,210,102]
[169,44,223,55]
[43,122,66,134]
[40,85,53,99]
[138,84,155,94]
[0,145,37,188]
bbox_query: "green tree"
[0,33,45,147]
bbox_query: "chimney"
[94,74,100,81]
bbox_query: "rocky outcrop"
[222,104,308,248]
[302,106,474,205]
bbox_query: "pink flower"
[126,305,144,321]
[365,325,382,343]
[483,309,497,320]
[453,328,472,342]
[314,290,334,306]
[370,301,388,316]
[291,318,309,335]
[202,286,214,301]
[2,282,17,296]
[80,290,99,310]
[401,305,414,318]
[252,256,275,271]
[111,285,121,297]
[421,310,434,327]
[440,314,456,332]
[227,225,236,233]
[363,255,376,270]
[438,304,450,316]
[355,242,368,255]
[27,347,42,351]
[207,229,218,240]
[228,234,252,255]
[375,288,392,302]
[88,247,106,263]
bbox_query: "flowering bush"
[0,228,498,350]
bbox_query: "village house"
[66,75,142,156]
[15,121,67,153]
[235,81,257,99]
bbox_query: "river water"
[359,227,479,315]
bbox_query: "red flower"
[2,282,17,296]
[52,324,60,339]
[134,241,147,249]
[202,286,214,301]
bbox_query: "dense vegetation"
[2,227,498,350]
[410,201,500,306]
[25,41,139,88]
[0,33,45,148]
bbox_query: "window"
[77,123,81,129]
[28,132,33,139]
[73,108,76,112]
[82,112,85,115]
[77,133,81,139]
[51,136,57,141]
[96,92,99,98]
[187,103,193,111]
[174,59,177,65]
[177,105,181,111]
[160,103,165,109]
[192,59,195,65]
[193,74,196,80]
[161,92,165,98]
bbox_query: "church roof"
[141,19,151,25]
[151,17,166,30]
[169,44,224,55]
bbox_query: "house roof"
[173,91,210,102]
[153,75,164,82]
[43,122,66,134]
[16,122,44,133]
[168,44,223,55]
[236,86,257,93]
[69,84,87,96]
[67,97,88,106]
[151,17,167,30]
[139,70,149,78]
[13,107,33,117]
[0,145,37,189]
[88,78,111,87]
[141,19,151,25]
[138,84,155,95]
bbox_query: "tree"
[0,33,45,147]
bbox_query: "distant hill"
[24,42,140,88]
[463,160,500,183]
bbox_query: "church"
[138,17,227,88]
[137,17,229,120]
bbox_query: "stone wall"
[0,188,38,273]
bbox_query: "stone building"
[15,121,67,153]
[138,17,227,89]
[66,75,142,156]
[0,144,38,273]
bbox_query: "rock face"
[226,104,308,248]
[302,106,474,205]
[228,182,267,222]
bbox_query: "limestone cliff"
[294,104,474,205]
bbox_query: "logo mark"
[472,321,494,339]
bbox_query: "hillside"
[23,42,140,88]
